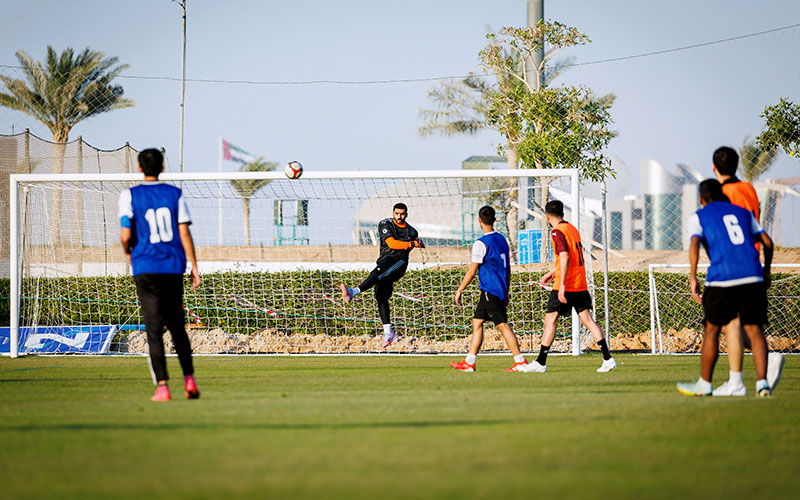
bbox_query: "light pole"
[173,0,187,173]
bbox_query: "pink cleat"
[151,384,171,402]
[504,360,529,372]
[184,375,200,399]
[340,284,353,304]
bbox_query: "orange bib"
[552,221,588,292]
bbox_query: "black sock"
[597,338,612,361]
[536,344,550,365]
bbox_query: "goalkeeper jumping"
[340,203,424,348]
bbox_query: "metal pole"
[10,175,19,358]
[218,136,223,246]
[526,0,544,91]
[178,1,187,173]
[570,170,581,356]
[601,181,610,341]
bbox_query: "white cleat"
[712,380,747,396]
[767,352,785,392]
[381,331,396,349]
[596,358,617,373]
[517,360,547,373]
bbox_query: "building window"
[632,208,643,220]
[611,212,623,249]
[632,229,643,241]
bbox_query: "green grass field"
[0,354,797,499]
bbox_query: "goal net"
[648,263,800,354]
[8,168,597,356]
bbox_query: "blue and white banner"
[0,325,118,354]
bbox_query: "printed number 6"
[723,214,744,245]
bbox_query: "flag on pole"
[222,139,256,164]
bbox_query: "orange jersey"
[551,221,588,292]
[722,178,760,250]
[722,179,759,220]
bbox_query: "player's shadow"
[2,419,516,433]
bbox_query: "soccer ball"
[284,161,303,179]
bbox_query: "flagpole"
[218,136,223,246]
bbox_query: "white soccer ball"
[284,161,303,179]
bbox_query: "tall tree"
[0,46,134,241]
[757,97,800,160]
[480,23,615,261]
[229,158,278,246]
[739,136,778,183]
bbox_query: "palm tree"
[0,46,134,242]
[229,158,278,246]
[739,136,778,183]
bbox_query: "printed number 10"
[144,207,173,243]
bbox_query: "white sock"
[465,353,477,365]
[697,378,712,392]
[729,371,744,386]
[352,287,361,296]
[383,324,393,337]
[514,354,526,363]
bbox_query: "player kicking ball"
[450,206,528,372]
[339,203,424,348]
[677,179,780,397]
[119,148,201,402]
[518,200,616,373]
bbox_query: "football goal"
[8,168,596,357]
[648,263,800,354]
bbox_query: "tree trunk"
[243,198,250,246]
[50,131,68,244]
[505,143,519,263]
[540,176,552,264]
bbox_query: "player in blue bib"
[450,206,528,372]
[677,179,778,397]
[118,148,201,402]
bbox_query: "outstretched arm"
[689,236,702,303]
[455,262,480,306]
[120,227,133,266]
[179,223,201,290]
[760,231,773,289]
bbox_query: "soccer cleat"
[151,384,171,402]
[450,360,476,372]
[676,379,712,397]
[767,352,785,392]
[381,331,396,349]
[712,380,747,396]
[756,380,771,398]
[339,284,353,304]
[516,360,547,373]
[184,375,200,399]
[504,360,529,372]
[597,358,617,373]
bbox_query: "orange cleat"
[450,360,476,372]
[151,384,171,402]
[504,361,529,372]
[184,375,200,399]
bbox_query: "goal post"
[8,168,588,357]
[648,263,800,354]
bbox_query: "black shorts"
[702,282,767,327]
[546,290,593,316]
[474,291,508,325]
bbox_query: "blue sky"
[2,0,799,195]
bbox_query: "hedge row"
[2,271,799,337]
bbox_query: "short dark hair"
[138,148,164,177]
[713,146,739,176]
[393,203,408,212]
[545,200,564,218]
[478,205,496,225]
[698,179,730,203]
